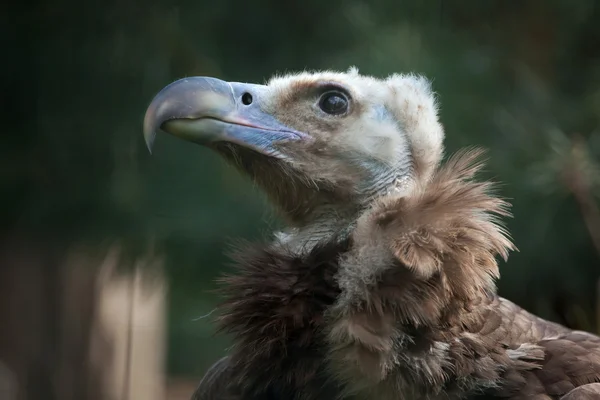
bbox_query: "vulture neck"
[275,173,411,254]
[275,205,358,253]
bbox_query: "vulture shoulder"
[325,148,600,400]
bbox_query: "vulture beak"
[143,77,308,156]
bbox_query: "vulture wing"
[560,383,600,400]
[492,330,600,399]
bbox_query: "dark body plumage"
[192,239,349,400]
[192,151,600,400]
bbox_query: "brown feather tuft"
[326,148,525,398]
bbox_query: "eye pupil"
[319,92,348,115]
[241,92,253,105]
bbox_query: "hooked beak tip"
[145,136,154,154]
[142,77,235,154]
[143,98,163,154]
[143,122,156,154]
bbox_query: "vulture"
[144,68,600,400]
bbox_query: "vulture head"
[144,68,445,241]
[145,69,600,400]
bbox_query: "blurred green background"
[3,0,600,395]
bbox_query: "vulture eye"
[241,92,253,105]
[318,91,349,115]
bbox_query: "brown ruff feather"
[327,148,600,400]
[325,148,521,398]
[206,148,600,400]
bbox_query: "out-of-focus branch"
[560,134,600,258]
[560,134,600,334]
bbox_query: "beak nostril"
[241,92,253,105]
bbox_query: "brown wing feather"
[560,383,600,399]
[487,329,600,400]
[534,332,600,397]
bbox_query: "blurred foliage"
[4,0,600,378]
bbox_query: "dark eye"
[318,91,349,115]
